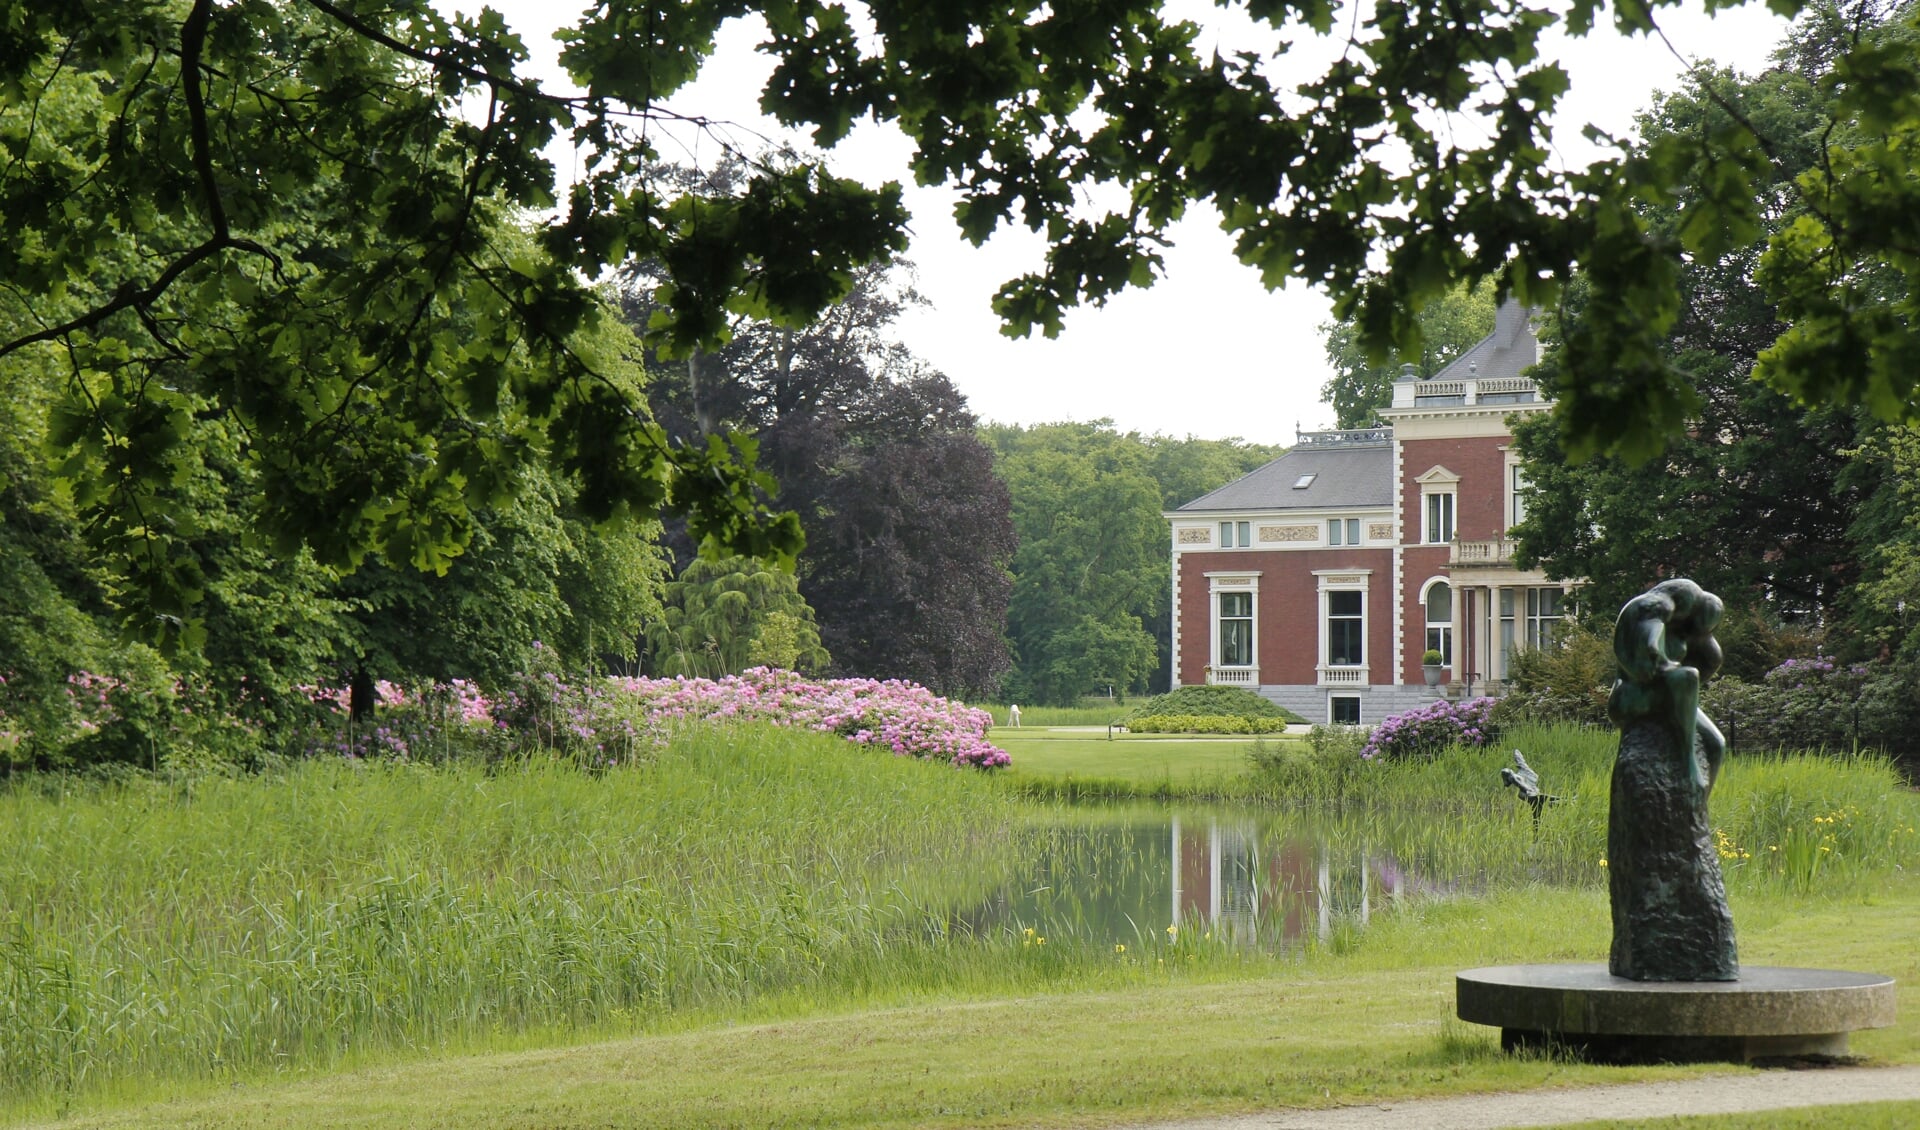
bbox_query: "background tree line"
[10,0,1920,769]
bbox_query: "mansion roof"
[1173,433,1392,513]
[1171,299,1543,516]
[1428,299,1536,384]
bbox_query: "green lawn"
[996,727,1288,784]
[979,703,1134,728]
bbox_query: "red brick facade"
[1176,548,1394,687]
[1165,303,1564,723]
[1400,436,1508,543]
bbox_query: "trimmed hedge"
[1128,714,1293,734]
[1126,685,1306,724]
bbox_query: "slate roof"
[1173,442,1393,513]
[1427,298,1538,383]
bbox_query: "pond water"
[965,805,1506,953]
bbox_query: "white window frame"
[1425,492,1456,544]
[1218,520,1252,548]
[1328,694,1362,725]
[1420,577,1453,669]
[1525,586,1565,650]
[1416,466,1460,545]
[1506,454,1530,531]
[1204,572,1261,685]
[1314,569,1370,687]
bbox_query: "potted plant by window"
[1421,649,1447,686]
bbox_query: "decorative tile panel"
[1257,524,1317,543]
[1177,527,1212,544]
[1367,522,1395,541]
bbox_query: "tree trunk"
[688,350,714,436]
[349,665,376,724]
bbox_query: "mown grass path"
[1143,1069,1920,1128]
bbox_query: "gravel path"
[1138,1065,1920,1129]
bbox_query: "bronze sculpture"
[1607,578,1738,981]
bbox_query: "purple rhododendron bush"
[1361,696,1498,761]
[293,657,1009,771]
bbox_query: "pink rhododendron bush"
[609,668,1009,770]
[294,658,1010,771]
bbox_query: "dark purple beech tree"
[623,255,1014,696]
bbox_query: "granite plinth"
[1457,964,1895,1064]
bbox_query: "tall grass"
[0,725,1027,1111]
[1246,723,1920,895]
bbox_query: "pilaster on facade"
[1169,559,1182,688]
[1391,435,1406,684]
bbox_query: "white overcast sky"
[472,1,1794,445]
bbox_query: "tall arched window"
[1424,581,1452,666]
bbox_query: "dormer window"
[1293,474,1316,489]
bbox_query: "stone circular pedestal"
[1457,964,1896,1064]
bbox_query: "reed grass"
[0,725,1028,1113]
[1243,724,1920,891]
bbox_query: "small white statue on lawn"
[1008,703,1022,728]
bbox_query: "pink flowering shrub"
[606,667,1010,770]
[64,672,125,736]
[0,673,27,765]
[0,655,189,770]
[1361,697,1498,761]
[291,654,1009,770]
[489,648,660,766]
